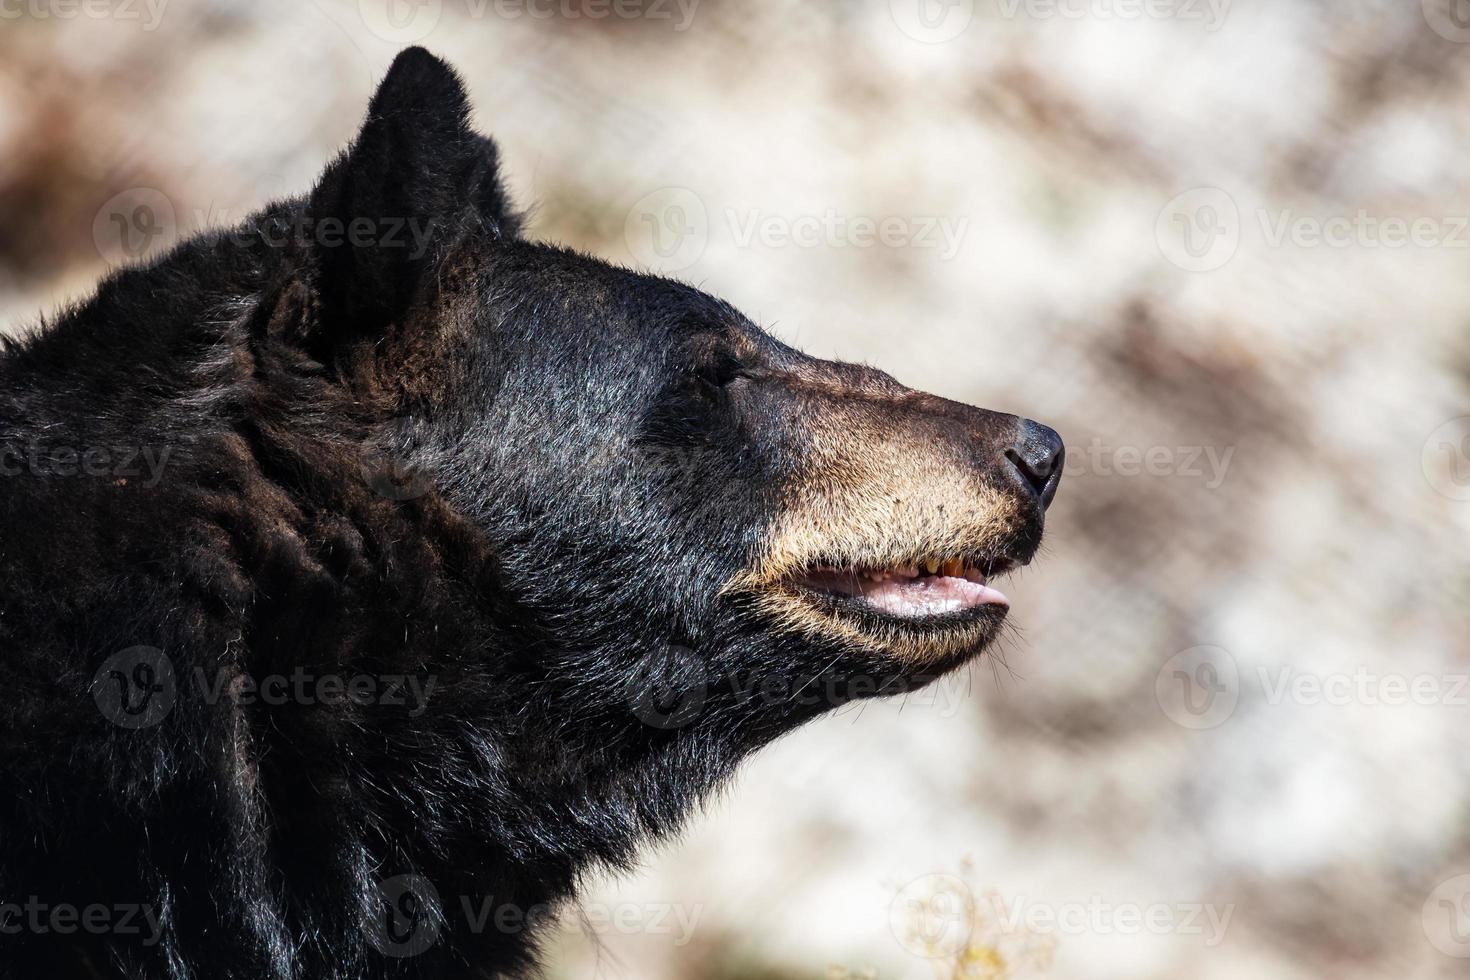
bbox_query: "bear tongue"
[800,569,1009,617]
[858,574,1009,617]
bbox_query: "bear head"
[297,48,1064,741]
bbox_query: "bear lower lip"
[795,566,1010,618]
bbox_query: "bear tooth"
[924,557,939,574]
[942,559,963,577]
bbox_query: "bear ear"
[302,47,518,349]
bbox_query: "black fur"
[0,49,1052,979]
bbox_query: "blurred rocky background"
[3,1,1470,977]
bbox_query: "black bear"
[0,48,1063,979]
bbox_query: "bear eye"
[692,349,750,390]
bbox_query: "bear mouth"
[791,556,1018,622]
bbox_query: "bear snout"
[724,362,1061,665]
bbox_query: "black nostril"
[1006,420,1064,510]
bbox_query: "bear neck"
[0,224,763,976]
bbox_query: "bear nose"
[1006,420,1064,510]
